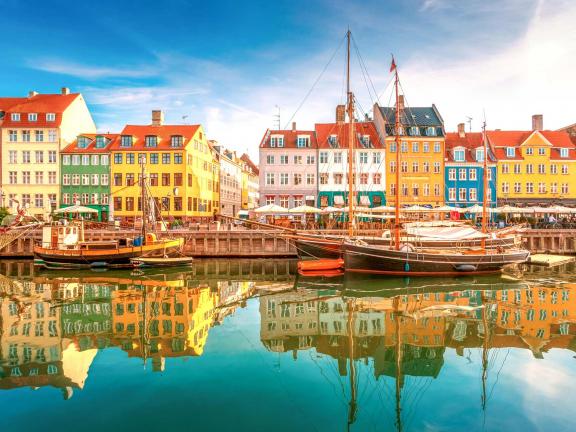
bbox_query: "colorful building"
[239,153,259,210]
[259,123,318,208]
[109,110,219,223]
[212,142,242,216]
[0,89,96,219]
[373,98,445,207]
[316,105,386,208]
[60,134,115,221]
[490,115,576,206]
[444,124,497,208]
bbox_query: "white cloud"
[31,59,157,79]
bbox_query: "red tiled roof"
[1,93,80,127]
[240,153,259,175]
[110,124,201,151]
[259,129,317,149]
[444,132,497,163]
[315,121,383,149]
[62,133,119,154]
[486,130,576,161]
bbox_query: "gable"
[520,131,553,147]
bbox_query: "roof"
[315,121,384,149]
[62,133,119,154]
[0,93,81,127]
[259,128,317,149]
[377,105,444,137]
[445,132,496,163]
[240,153,259,175]
[0,97,26,126]
[487,130,576,161]
[110,124,201,151]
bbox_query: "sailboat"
[341,59,530,276]
[33,162,184,269]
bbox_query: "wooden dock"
[528,254,576,267]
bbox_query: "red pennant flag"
[390,56,396,72]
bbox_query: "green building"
[60,133,116,221]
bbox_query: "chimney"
[457,123,466,138]
[336,104,346,123]
[28,91,38,98]
[292,121,296,132]
[532,114,543,131]
[61,87,70,95]
[397,94,405,110]
[152,110,164,126]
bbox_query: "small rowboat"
[131,256,194,268]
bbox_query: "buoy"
[298,258,344,272]
[404,262,410,272]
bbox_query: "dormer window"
[361,135,372,148]
[454,148,465,162]
[297,136,309,148]
[506,147,515,157]
[328,135,338,147]
[28,113,37,122]
[475,148,484,162]
[426,127,436,136]
[560,148,569,158]
[410,126,419,136]
[145,135,157,147]
[171,135,183,147]
[77,136,90,148]
[121,135,133,147]
[270,136,284,147]
[397,126,404,136]
[95,136,107,148]
[11,113,20,121]
[46,113,56,122]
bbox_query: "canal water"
[0,259,575,432]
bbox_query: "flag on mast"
[390,56,397,72]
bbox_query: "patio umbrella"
[254,204,289,213]
[53,204,98,214]
[321,206,341,213]
[434,205,460,212]
[288,205,322,214]
[494,205,529,213]
[370,205,396,212]
[550,205,575,214]
[463,204,493,214]
[402,205,433,212]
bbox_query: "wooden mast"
[346,30,355,237]
[346,298,357,430]
[140,160,147,243]
[393,59,401,250]
[394,295,403,432]
[481,122,489,250]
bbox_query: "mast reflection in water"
[1,259,576,431]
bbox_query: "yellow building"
[490,123,576,205]
[110,110,219,222]
[0,89,96,218]
[373,99,445,206]
[239,153,259,210]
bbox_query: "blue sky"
[1,0,574,160]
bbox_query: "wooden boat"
[131,256,194,268]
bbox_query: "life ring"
[399,243,415,253]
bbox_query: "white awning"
[305,195,315,201]
[334,195,345,205]
[359,196,371,206]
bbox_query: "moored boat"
[131,256,194,268]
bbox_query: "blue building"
[444,125,497,209]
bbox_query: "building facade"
[491,116,576,206]
[60,134,115,221]
[444,125,497,208]
[212,143,242,217]
[109,111,219,223]
[240,153,259,210]
[316,106,386,208]
[373,99,445,207]
[259,123,318,208]
[0,89,96,218]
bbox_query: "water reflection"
[1,260,576,431]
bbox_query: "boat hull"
[343,243,530,276]
[34,238,184,269]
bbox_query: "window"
[126,197,134,211]
[297,136,309,147]
[101,174,109,185]
[459,188,466,201]
[410,126,419,136]
[46,113,55,122]
[294,173,302,185]
[434,184,440,196]
[279,155,288,165]
[360,173,368,185]
[454,149,465,162]
[423,183,430,196]
[401,141,408,153]
[121,135,132,147]
[71,155,80,165]
[158,173,169,186]
[423,162,430,173]
[81,174,89,185]
[562,183,569,194]
[306,174,315,185]
[34,194,43,208]
[35,171,43,184]
[280,173,289,185]
[434,142,441,153]
[459,169,467,180]
[100,155,109,165]
[174,153,183,164]
[389,142,397,153]
[266,173,275,185]
[402,184,408,196]
[293,196,303,207]
[150,153,159,164]
[373,173,381,184]
[334,152,342,163]
[501,164,509,174]
[526,182,534,193]
[390,161,396,173]
[90,154,99,165]
[526,147,533,155]
[538,182,546,194]
[448,188,456,201]
[35,130,44,142]
[8,130,17,142]
[359,152,368,163]
[373,152,381,164]
[101,194,109,205]
[469,188,477,201]
[423,142,429,153]
[47,150,56,163]
[448,169,456,180]
[401,161,408,173]
[11,113,20,121]
[411,142,419,153]
[90,174,99,185]
[113,173,122,186]
[48,130,57,142]
[174,173,183,186]
[21,151,30,164]
[162,153,171,164]
[138,153,146,164]
[514,182,521,193]
[293,155,302,164]
[125,173,135,186]
[525,164,533,174]
[265,196,275,205]
[427,127,437,136]
[22,194,30,206]
[390,184,396,196]
[270,136,284,147]
[560,148,569,158]
[412,162,419,173]
[470,169,477,181]
[82,155,90,166]
[502,182,509,193]
[551,164,557,174]
[562,164,569,175]
[319,173,328,185]
[96,136,107,148]
[433,162,440,173]
[539,148,546,156]
[514,163,521,174]
[475,148,484,162]
[9,172,16,184]
[334,173,343,184]
[8,150,16,164]
[171,135,183,147]
[22,171,30,184]
[551,182,558,194]
[506,147,515,157]
[538,164,545,174]
[63,193,70,205]
[412,184,419,196]
[307,155,315,164]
